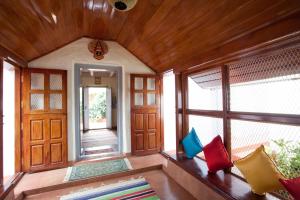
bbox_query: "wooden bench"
[162,153,280,200]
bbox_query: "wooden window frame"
[177,40,300,170]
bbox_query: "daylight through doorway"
[79,67,118,157]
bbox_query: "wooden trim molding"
[0,172,24,200]
[186,109,223,118]
[0,45,27,68]
[228,111,300,126]
[15,67,22,173]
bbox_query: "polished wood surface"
[14,67,22,173]
[0,1,300,72]
[164,153,279,200]
[22,68,67,172]
[130,74,161,155]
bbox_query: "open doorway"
[2,60,21,184]
[81,87,111,130]
[75,64,122,159]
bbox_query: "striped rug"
[60,178,160,200]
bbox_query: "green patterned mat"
[64,158,132,182]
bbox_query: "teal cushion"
[182,128,203,158]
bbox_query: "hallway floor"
[15,154,166,197]
[81,129,118,155]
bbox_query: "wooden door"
[22,68,67,172]
[130,74,161,155]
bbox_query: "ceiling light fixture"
[108,0,138,12]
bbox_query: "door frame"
[74,63,123,160]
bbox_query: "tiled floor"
[15,154,167,197]
[24,169,197,200]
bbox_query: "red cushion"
[279,177,300,200]
[203,135,233,173]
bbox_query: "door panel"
[22,68,67,172]
[130,74,161,155]
[50,119,62,139]
[31,145,45,166]
[134,114,144,130]
[50,143,62,163]
[30,120,44,140]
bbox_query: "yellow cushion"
[234,145,284,195]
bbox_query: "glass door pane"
[147,93,156,105]
[31,73,44,90]
[50,94,62,109]
[147,78,155,90]
[50,74,62,90]
[30,93,44,110]
[134,93,143,106]
[134,77,143,90]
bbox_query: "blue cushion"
[182,127,203,158]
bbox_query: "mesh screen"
[50,93,62,109]
[229,46,300,114]
[188,115,223,159]
[31,73,44,90]
[231,120,300,199]
[50,74,62,90]
[188,67,222,110]
[30,94,44,110]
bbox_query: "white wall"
[29,37,154,161]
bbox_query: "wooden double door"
[130,74,161,155]
[22,68,67,172]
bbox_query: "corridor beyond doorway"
[79,67,119,157]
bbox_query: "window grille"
[227,45,300,200]
[228,46,300,114]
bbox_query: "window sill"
[161,152,280,200]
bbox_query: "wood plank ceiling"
[0,0,300,72]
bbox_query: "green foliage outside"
[269,139,300,178]
[89,92,106,120]
[268,139,300,199]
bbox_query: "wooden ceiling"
[0,0,300,72]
